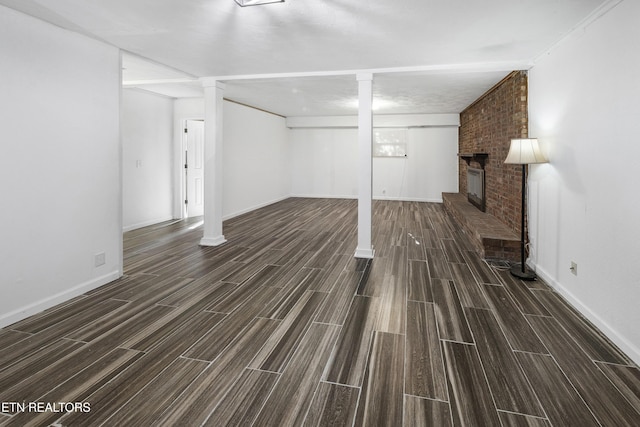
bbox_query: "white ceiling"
[0,0,610,116]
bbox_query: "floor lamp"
[504,138,548,280]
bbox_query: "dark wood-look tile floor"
[1,197,639,426]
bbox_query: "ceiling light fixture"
[235,0,284,6]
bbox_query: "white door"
[185,120,204,217]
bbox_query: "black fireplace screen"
[467,167,485,211]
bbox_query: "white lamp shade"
[504,138,548,164]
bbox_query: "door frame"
[174,116,204,219]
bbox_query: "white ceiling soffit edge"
[122,51,198,84]
[286,114,461,129]
[204,60,535,83]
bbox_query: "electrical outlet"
[570,261,577,276]
[95,252,106,267]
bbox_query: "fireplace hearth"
[442,192,520,261]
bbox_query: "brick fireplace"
[444,71,529,261]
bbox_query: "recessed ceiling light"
[347,98,399,111]
[235,0,284,6]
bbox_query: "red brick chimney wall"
[458,70,529,236]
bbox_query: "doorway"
[183,119,205,218]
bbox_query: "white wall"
[290,123,459,201]
[174,99,291,219]
[223,101,290,217]
[528,0,640,363]
[122,89,174,231]
[374,127,459,202]
[290,128,359,198]
[0,6,121,326]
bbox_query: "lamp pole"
[510,162,536,280]
[504,138,547,280]
[519,164,527,275]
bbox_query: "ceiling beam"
[202,60,534,84]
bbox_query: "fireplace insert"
[467,167,485,211]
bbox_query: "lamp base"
[509,264,537,281]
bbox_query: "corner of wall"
[533,263,640,366]
[0,270,121,329]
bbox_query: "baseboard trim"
[123,215,175,232]
[354,247,375,259]
[200,235,227,247]
[222,196,291,221]
[289,193,356,200]
[289,194,444,203]
[0,270,121,329]
[534,264,640,366]
[373,196,443,203]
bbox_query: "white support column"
[199,80,227,247]
[354,73,375,259]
